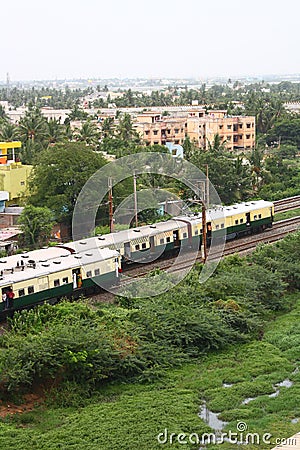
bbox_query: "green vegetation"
[18,205,54,248]
[0,233,298,448]
[274,208,300,222]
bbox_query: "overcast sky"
[1,0,299,81]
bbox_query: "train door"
[150,236,155,252]
[72,268,82,289]
[173,230,180,248]
[246,212,251,226]
[124,242,131,258]
[207,222,212,238]
[2,286,11,309]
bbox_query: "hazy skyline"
[1,0,300,82]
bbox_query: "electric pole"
[108,177,114,233]
[133,171,138,227]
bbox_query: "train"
[0,200,274,317]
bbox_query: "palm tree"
[45,118,65,145]
[76,120,100,146]
[101,117,115,139]
[18,108,47,144]
[0,122,19,142]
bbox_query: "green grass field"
[0,293,299,450]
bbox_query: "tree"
[75,120,99,146]
[18,107,47,144]
[18,205,54,248]
[0,121,19,142]
[28,142,107,225]
[45,118,65,145]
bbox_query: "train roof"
[0,246,119,287]
[66,219,188,252]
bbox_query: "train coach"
[63,199,274,266]
[0,246,121,318]
[0,199,274,318]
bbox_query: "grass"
[274,207,300,222]
[0,294,299,449]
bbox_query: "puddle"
[269,390,280,398]
[291,418,299,424]
[223,383,233,388]
[242,397,256,405]
[276,378,293,388]
[199,402,228,431]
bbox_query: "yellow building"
[0,142,32,202]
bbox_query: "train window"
[195,230,199,235]
[63,277,68,284]
[94,269,100,276]
[142,242,147,248]
[86,271,92,278]
[135,244,140,251]
[18,289,25,297]
[54,279,60,287]
[235,219,239,225]
[240,218,243,223]
[183,233,187,238]
[258,214,262,219]
[160,238,164,245]
[28,286,34,294]
[221,223,225,228]
[254,215,257,220]
[166,237,171,243]
[216,224,220,229]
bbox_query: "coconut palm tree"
[18,108,47,144]
[76,120,100,146]
[0,122,19,142]
[45,118,65,145]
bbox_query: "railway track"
[274,195,300,214]
[116,216,300,287]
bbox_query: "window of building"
[239,134,243,139]
[227,136,231,141]
[86,271,92,277]
[227,124,232,129]
[28,286,34,294]
[239,124,243,129]
[145,130,149,135]
[246,123,251,128]
[167,129,171,134]
[54,279,60,287]
[94,269,100,276]
[153,130,158,135]
[18,289,25,297]
[174,129,179,134]
[160,238,164,245]
[175,140,180,144]
[154,141,159,144]
[246,134,250,139]
[219,125,223,129]
[20,181,25,186]
[63,277,69,283]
